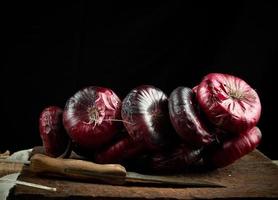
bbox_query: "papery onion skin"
[39,106,70,157]
[150,144,203,173]
[95,136,145,164]
[192,85,199,94]
[63,86,121,150]
[204,126,262,168]
[197,73,261,134]
[169,87,214,147]
[121,85,176,151]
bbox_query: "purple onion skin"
[39,106,69,157]
[204,126,262,168]
[169,87,214,147]
[95,136,145,164]
[197,73,261,134]
[63,86,122,151]
[121,85,176,151]
[150,144,203,173]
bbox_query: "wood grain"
[9,149,278,199]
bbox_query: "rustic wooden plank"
[9,149,278,199]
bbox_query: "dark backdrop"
[2,2,277,159]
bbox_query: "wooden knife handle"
[29,154,127,185]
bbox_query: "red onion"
[63,86,121,151]
[39,106,70,157]
[150,144,203,173]
[169,87,214,147]
[197,73,261,134]
[95,136,145,164]
[121,85,176,151]
[204,126,262,168]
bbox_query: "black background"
[2,2,277,159]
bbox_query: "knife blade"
[3,154,224,187]
[65,168,223,187]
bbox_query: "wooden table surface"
[5,148,278,200]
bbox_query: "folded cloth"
[0,173,20,200]
[6,149,32,162]
[0,149,33,200]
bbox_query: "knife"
[3,154,224,187]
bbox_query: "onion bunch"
[38,73,262,171]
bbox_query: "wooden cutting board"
[8,148,278,199]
